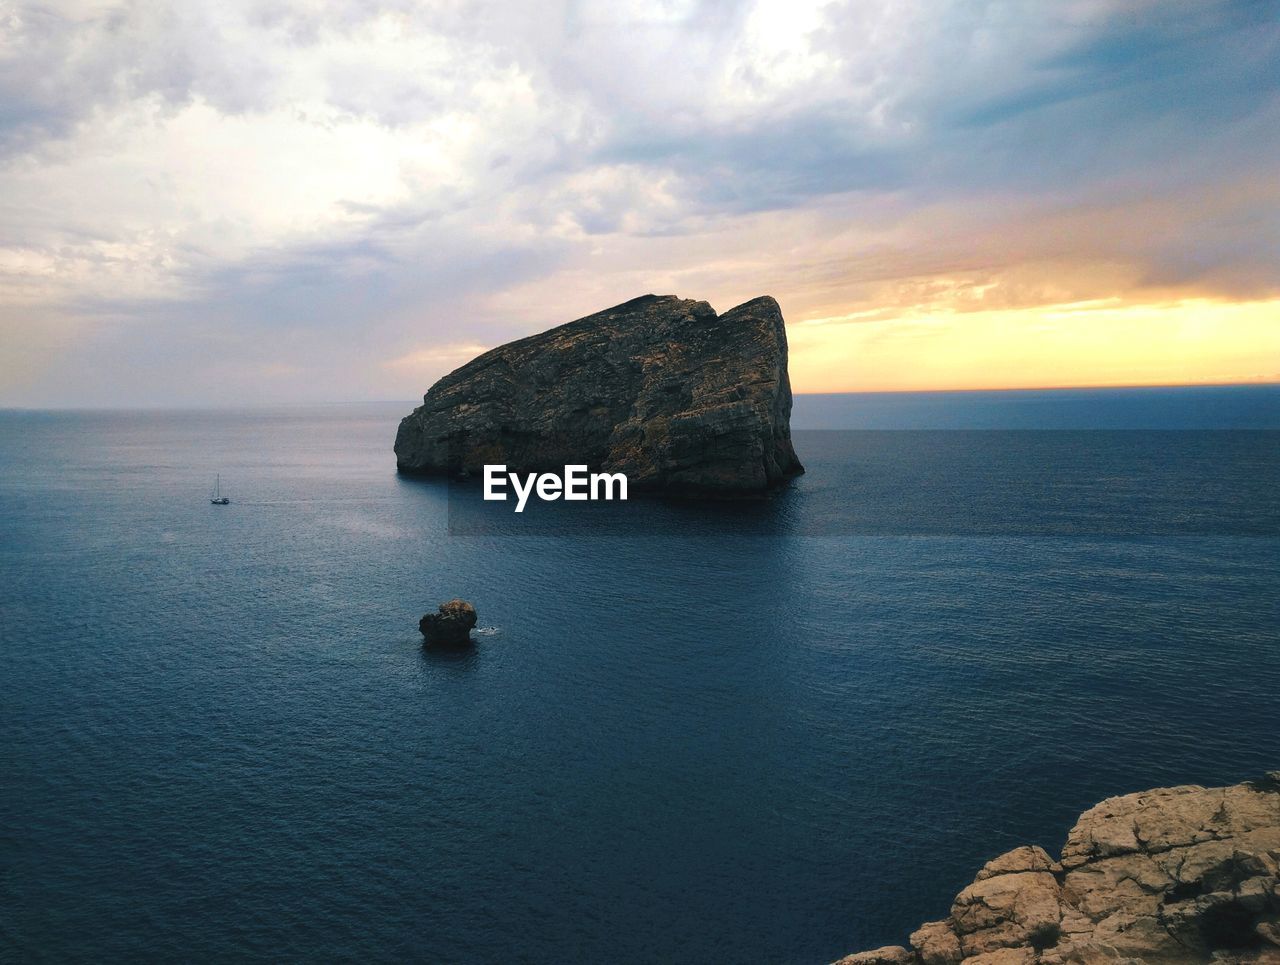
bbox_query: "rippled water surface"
[3,387,1279,963]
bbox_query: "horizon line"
[2,379,1278,412]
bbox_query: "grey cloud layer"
[1,0,1276,404]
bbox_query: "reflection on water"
[438,430,1280,539]
[420,642,482,671]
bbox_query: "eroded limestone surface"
[835,774,1280,964]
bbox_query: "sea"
[2,385,1278,963]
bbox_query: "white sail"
[210,473,229,504]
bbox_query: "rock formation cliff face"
[394,294,803,493]
[836,774,1280,965]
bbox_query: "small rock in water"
[419,599,477,646]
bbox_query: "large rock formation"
[835,774,1280,964]
[394,294,803,493]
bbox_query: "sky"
[1,0,1278,406]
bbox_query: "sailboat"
[210,474,230,505]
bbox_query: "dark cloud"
[2,0,1278,404]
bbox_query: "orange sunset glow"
[789,298,1280,393]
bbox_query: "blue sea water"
[2,385,1279,963]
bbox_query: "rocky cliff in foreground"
[837,774,1280,965]
[394,294,803,493]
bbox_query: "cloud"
[382,341,494,397]
[0,0,1277,404]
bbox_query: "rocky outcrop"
[419,599,477,646]
[394,294,803,493]
[835,773,1280,964]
